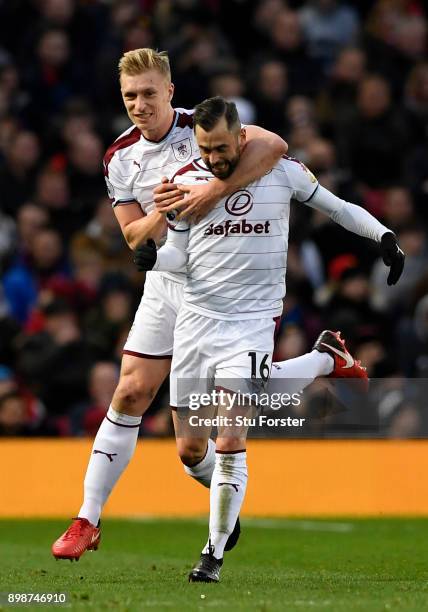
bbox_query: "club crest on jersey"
[225,190,253,216]
[171,138,192,162]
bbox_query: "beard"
[206,154,240,179]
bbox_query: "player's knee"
[113,375,157,414]
[177,441,207,467]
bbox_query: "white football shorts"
[170,305,277,407]
[123,272,184,358]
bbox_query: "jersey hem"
[123,350,173,359]
[182,302,283,321]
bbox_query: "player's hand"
[133,239,157,271]
[156,180,225,223]
[153,176,185,210]
[380,232,405,285]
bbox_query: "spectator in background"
[398,294,428,377]
[0,63,30,125]
[92,2,153,133]
[274,324,309,363]
[65,131,105,225]
[209,71,256,125]
[364,2,427,96]
[380,187,416,234]
[300,0,360,73]
[338,74,408,190]
[70,361,120,436]
[24,28,85,133]
[285,95,320,159]
[35,0,105,71]
[0,116,19,164]
[321,263,386,345]
[169,22,234,108]
[0,391,32,436]
[405,138,428,222]
[403,62,428,147]
[252,59,288,134]
[0,130,41,215]
[0,363,46,433]
[371,223,428,313]
[317,47,367,135]
[3,226,69,324]
[83,276,135,361]
[17,298,93,421]
[0,210,16,270]
[0,287,20,367]
[70,196,136,281]
[266,9,322,97]
[0,364,17,396]
[303,137,337,179]
[34,167,72,241]
[45,98,98,161]
[16,203,49,251]
[251,0,288,55]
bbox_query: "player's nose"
[134,96,146,113]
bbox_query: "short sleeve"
[104,159,135,208]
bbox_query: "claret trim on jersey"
[177,111,194,129]
[174,157,207,174]
[173,160,199,178]
[103,127,141,177]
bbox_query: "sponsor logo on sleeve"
[300,162,317,183]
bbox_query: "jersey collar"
[140,110,178,144]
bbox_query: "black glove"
[380,232,405,286]
[133,239,157,271]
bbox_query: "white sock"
[183,438,216,488]
[78,406,141,526]
[270,350,334,395]
[203,450,247,559]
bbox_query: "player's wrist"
[209,178,228,200]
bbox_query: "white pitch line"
[125,516,354,532]
[242,519,354,532]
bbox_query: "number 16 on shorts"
[248,352,271,382]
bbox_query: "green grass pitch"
[0,518,427,611]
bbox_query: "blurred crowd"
[0,0,427,438]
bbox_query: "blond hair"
[118,48,171,81]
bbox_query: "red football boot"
[52,518,100,561]
[313,330,369,391]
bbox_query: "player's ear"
[168,82,174,102]
[239,127,246,149]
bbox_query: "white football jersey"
[103,108,196,213]
[103,108,196,283]
[168,156,319,320]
